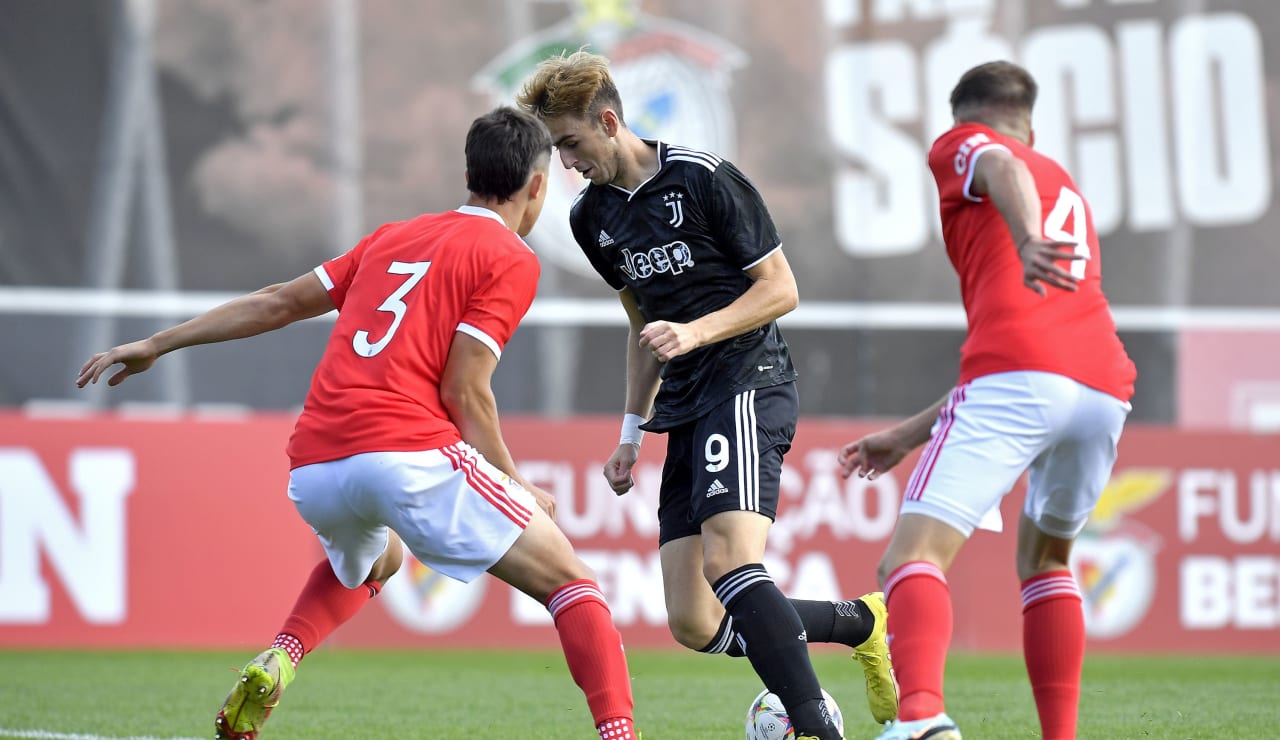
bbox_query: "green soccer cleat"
[214,647,295,740]
[853,591,900,724]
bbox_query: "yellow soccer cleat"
[214,647,296,739]
[853,591,899,724]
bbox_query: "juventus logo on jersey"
[663,192,684,227]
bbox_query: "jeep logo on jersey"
[619,242,694,280]
[473,0,744,278]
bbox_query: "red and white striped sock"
[546,579,636,739]
[1022,570,1084,740]
[274,559,381,669]
[884,561,952,721]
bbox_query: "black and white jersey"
[570,141,797,431]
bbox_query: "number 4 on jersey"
[352,261,431,357]
[1042,186,1091,280]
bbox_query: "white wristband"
[620,413,646,448]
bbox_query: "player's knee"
[545,555,598,592]
[875,555,900,588]
[667,614,715,651]
[700,546,746,585]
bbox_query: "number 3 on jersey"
[352,261,431,357]
[1042,186,1091,280]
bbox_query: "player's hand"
[527,483,557,520]
[76,339,160,388]
[837,429,909,481]
[638,320,701,362]
[604,443,640,496]
[1018,236,1085,297]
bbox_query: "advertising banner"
[1,413,1276,652]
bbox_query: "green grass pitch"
[0,648,1274,738]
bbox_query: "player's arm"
[76,272,335,388]
[605,287,663,495]
[638,248,798,362]
[620,287,662,418]
[970,147,1082,296]
[439,331,558,516]
[837,390,950,480]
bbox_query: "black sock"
[790,597,875,648]
[703,597,876,658]
[697,613,743,656]
[712,564,840,740]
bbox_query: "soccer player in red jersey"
[77,107,637,740]
[838,62,1137,740]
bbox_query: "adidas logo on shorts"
[706,479,729,497]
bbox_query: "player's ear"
[600,109,620,137]
[526,168,545,202]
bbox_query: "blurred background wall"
[2,0,1277,428]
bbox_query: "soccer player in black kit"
[518,51,897,739]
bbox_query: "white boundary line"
[0,729,203,740]
[2,287,1280,331]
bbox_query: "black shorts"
[656,382,798,545]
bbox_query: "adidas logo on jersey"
[706,479,729,497]
[598,230,614,248]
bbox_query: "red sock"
[274,559,380,668]
[884,561,952,721]
[1022,570,1084,740]
[546,580,635,740]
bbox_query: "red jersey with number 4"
[928,123,1136,401]
[287,206,540,469]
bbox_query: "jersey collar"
[608,139,665,200]
[455,204,507,226]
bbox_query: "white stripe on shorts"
[441,443,532,526]
[904,384,966,502]
[734,389,760,512]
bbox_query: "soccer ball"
[745,688,844,740]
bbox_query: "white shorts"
[288,443,535,587]
[900,371,1131,539]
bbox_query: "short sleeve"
[313,222,396,310]
[707,161,782,269]
[457,248,541,360]
[929,125,1011,205]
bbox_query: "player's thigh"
[688,383,798,528]
[289,458,390,589]
[1024,377,1131,539]
[488,505,593,603]
[357,445,539,586]
[899,375,1055,538]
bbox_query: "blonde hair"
[516,50,626,124]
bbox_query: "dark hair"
[949,61,1038,117]
[465,106,553,201]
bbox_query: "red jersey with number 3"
[928,123,1135,401]
[286,206,540,469]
